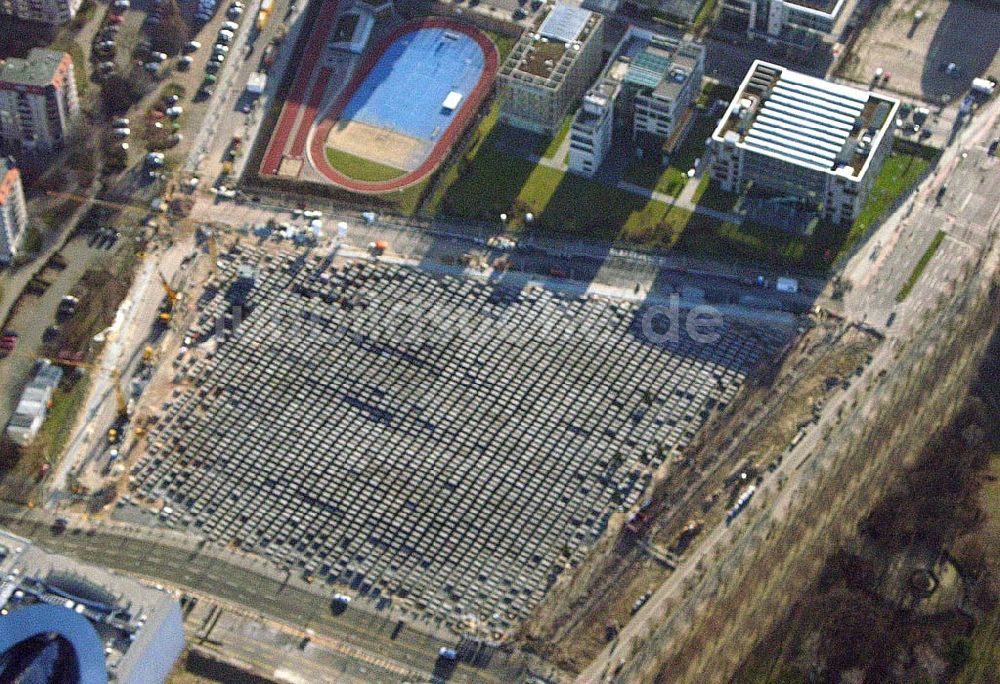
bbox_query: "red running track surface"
[260,0,341,175]
[290,67,334,157]
[308,17,499,193]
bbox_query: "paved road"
[576,76,1000,684]
[0,510,534,683]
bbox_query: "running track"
[260,0,340,175]
[308,18,498,193]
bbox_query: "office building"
[0,49,79,152]
[568,28,704,176]
[0,528,185,684]
[0,0,82,24]
[498,3,605,135]
[721,0,847,46]
[0,157,27,265]
[707,60,898,224]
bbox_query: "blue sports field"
[340,26,486,142]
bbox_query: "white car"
[113,117,129,128]
[303,210,323,219]
[331,593,351,605]
[222,20,239,31]
[165,106,183,117]
[150,51,167,62]
[185,41,201,52]
[113,0,129,9]
[146,152,165,165]
[112,127,130,138]
[213,45,229,54]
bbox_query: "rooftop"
[784,0,843,15]
[501,4,600,83]
[0,49,67,87]
[0,529,182,682]
[714,60,898,178]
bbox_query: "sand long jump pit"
[309,18,499,192]
[323,120,427,172]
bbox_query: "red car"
[108,14,123,24]
[0,330,16,352]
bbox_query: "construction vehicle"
[673,519,703,554]
[158,271,180,324]
[369,240,389,256]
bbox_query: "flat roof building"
[498,4,605,135]
[5,361,63,446]
[568,28,704,176]
[0,157,27,265]
[721,0,847,47]
[0,49,79,152]
[0,528,185,684]
[707,60,898,224]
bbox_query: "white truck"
[246,71,267,96]
[775,277,799,294]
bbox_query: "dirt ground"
[325,120,427,171]
[841,0,1000,101]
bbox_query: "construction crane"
[158,271,180,323]
[44,356,131,443]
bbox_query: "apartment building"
[0,49,79,152]
[720,0,846,46]
[707,60,898,225]
[568,28,704,176]
[0,157,28,265]
[0,0,82,24]
[498,3,605,135]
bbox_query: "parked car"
[144,62,161,73]
[165,106,183,117]
[178,56,193,70]
[113,117,130,128]
[113,0,130,10]
[112,127,130,138]
[222,20,239,31]
[150,51,168,62]
[185,41,202,52]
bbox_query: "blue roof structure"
[0,604,108,684]
[538,4,592,43]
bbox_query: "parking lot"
[90,0,260,171]
[840,0,1000,101]
[127,244,784,638]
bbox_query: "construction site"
[101,235,791,641]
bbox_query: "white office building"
[568,28,704,176]
[707,60,898,224]
[721,0,847,46]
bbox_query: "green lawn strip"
[691,176,741,212]
[844,151,930,256]
[897,229,945,302]
[542,115,573,159]
[692,0,720,32]
[52,38,88,95]
[324,147,405,182]
[434,146,688,244]
[623,157,688,197]
[482,30,516,62]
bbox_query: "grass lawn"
[324,147,405,182]
[845,149,931,252]
[897,230,945,301]
[623,157,689,196]
[483,30,516,62]
[433,145,691,247]
[542,115,573,159]
[623,110,718,197]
